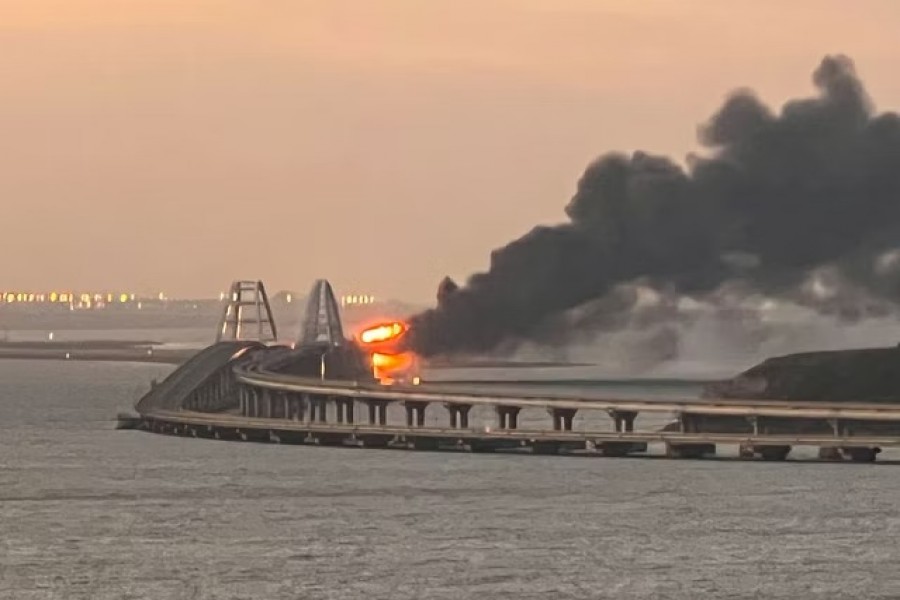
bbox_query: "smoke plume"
[409,56,900,358]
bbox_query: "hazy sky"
[3,0,900,301]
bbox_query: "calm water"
[3,359,900,599]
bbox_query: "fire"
[370,350,419,385]
[372,351,413,372]
[356,320,418,384]
[358,321,407,345]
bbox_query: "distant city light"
[340,294,376,307]
[0,288,175,309]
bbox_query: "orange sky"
[3,0,900,300]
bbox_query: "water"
[3,360,900,599]
[2,328,214,345]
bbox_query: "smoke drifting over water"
[409,56,900,362]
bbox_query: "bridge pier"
[739,417,791,460]
[265,389,278,418]
[363,399,389,425]
[267,391,282,419]
[608,410,637,432]
[308,396,328,423]
[446,404,472,428]
[335,398,355,424]
[549,408,577,431]
[274,391,286,419]
[261,390,271,418]
[242,387,261,418]
[495,406,521,429]
[404,401,428,427]
[666,412,716,457]
[285,393,298,420]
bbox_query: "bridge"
[128,278,900,463]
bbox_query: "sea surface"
[3,359,900,599]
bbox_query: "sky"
[3,0,900,301]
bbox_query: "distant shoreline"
[0,340,191,364]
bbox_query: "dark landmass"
[684,346,900,438]
[705,346,900,403]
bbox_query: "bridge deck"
[234,369,900,423]
[143,409,900,449]
[131,354,900,462]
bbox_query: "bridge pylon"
[216,280,278,343]
[299,279,345,347]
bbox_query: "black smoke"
[408,55,900,358]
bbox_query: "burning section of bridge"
[356,320,419,385]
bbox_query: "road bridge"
[130,351,900,462]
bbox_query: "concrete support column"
[608,410,637,433]
[364,400,389,426]
[495,406,522,430]
[264,389,274,419]
[283,394,290,420]
[678,413,700,434]
[276,392,286,419]
[404,401,428,427]
[269,391,279,418]
[459,405,471,428]
[828,418,845,437]
[445,404,473,429]
[548,408,577,431]
[308,395,318,423]
[344,400,354,424]
[335,399,354,424]
[746,416,769,435]
[286,395,296,420]
[297,394,308,422]
[315,397,327,423]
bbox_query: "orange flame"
[372,351,414,372]
[357,320,417,384]
[358,321,407,345]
